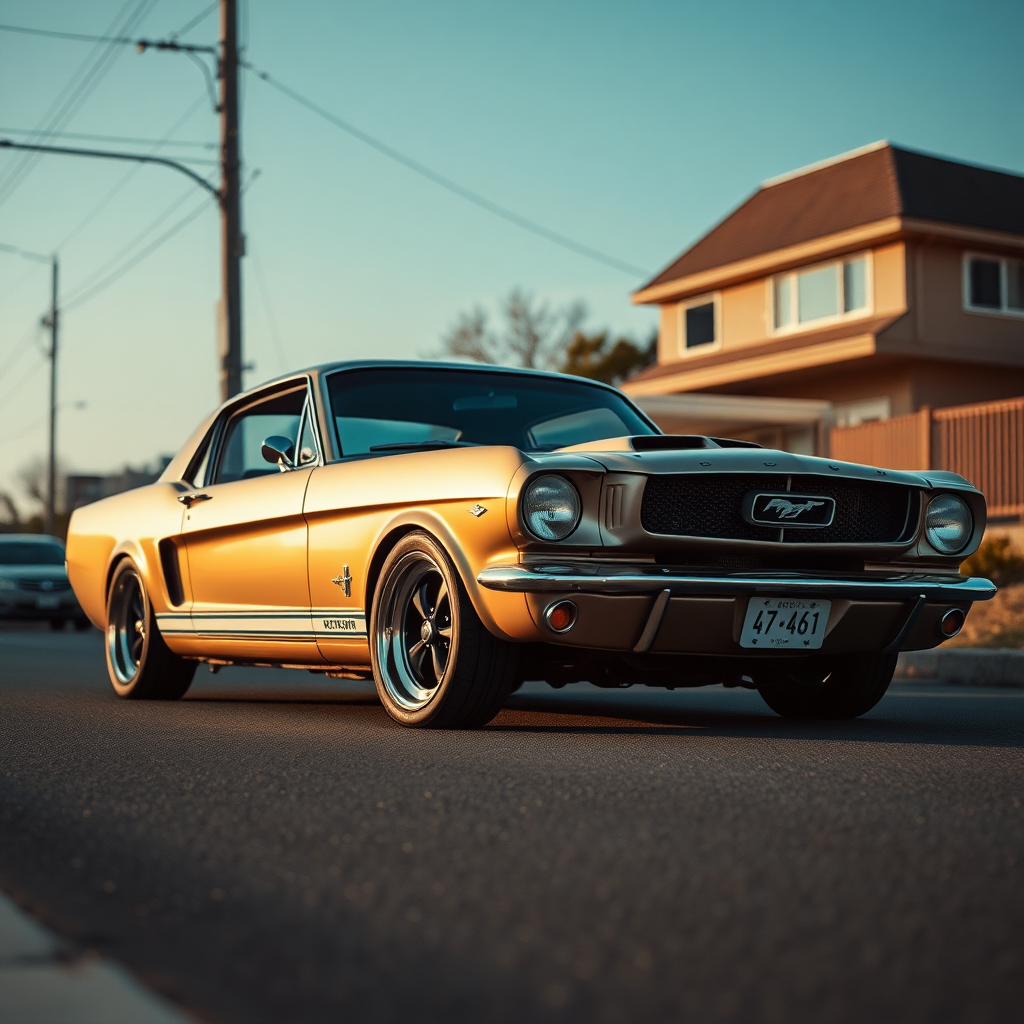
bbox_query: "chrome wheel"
[375,552,454,711]
[108,568,147,685]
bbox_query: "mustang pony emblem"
[763,498,826,519]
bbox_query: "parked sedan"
[0,533,89,630]
[66,362,993,724]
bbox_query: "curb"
[0,890,196,1024]
[896,648,1024,688]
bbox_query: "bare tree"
[0,491,19,529]
[440,289,587,370]
[16,455,66,517]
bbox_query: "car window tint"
[0,542,65,566]
[327,368,654,456]
[215,390,305,484]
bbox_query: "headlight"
[0,578,15,591]
[925,493,973,554]
[522,474,581,541]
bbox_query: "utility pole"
[218,0,244,402]
[45,256,58,535]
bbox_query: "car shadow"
[495,685,1024,749]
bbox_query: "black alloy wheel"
[371,531,518,728]
[105,560,195,700]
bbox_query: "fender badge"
[468,504,487,517]
[331,565,353,597]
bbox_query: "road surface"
[1,626,1021,1023]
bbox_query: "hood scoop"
[556,434,763,454]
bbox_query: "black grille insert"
[641,473,915,544]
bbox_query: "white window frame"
[962,252,1024,320]
[768,250,874,336]
[677,292,722,357]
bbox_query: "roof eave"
[632,216,1024,306]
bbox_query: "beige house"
[624,141,1024,454]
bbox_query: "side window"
[214,389,305,484]
[296,404,320,467]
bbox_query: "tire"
[105,560,195,700]
[49,618,67,631]
[370,531,519,728]
[757,652,898,720]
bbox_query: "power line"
[0,127,215,149]
[250,243,288,374]
[0,22,138,45]
[0,1,157,208]
[0,323,42,385]
[62,199,211,312]
[0,352,45,411]
[169,2,218,40]
[243,61,651,278]
[61,184,199,305]
[0,94,210,304]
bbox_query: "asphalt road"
[0,626,1021,1024]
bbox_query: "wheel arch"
[364,511,518,641]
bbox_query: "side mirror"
[261,435,295,468]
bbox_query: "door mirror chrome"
[261,435,295,468]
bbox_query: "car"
[0,533,90,630]
[66,361,994,724]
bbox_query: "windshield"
[326,367,655,456]
[0,541,65,566]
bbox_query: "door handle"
[177,492,212,507]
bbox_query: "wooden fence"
[829,408,931,472]
[829,396,1024,519]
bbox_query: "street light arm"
[0,139,221,204]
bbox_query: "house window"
[679,295,719,353]
[964,254,1024,316]
[772,254,870,331]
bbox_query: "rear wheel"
[370,532,518,728]
[106,560,195,700]
[756,652,897,720]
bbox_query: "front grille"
[641,473,915,544]
[17,578,71,592]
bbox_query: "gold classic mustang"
[67,362,994,726]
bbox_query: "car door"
[181,381,322,664]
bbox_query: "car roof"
[241,360,632,404]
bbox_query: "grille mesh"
[640,473,914,544]
[17,578,71,592]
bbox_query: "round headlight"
[522,474,581,541]
[925,493,973,554]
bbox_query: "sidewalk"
[0,890,195,1024]
[896,648,1024,688]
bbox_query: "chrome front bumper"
[477,565,997,602]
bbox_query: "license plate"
[36,595,61,609]
[740,597,831,649]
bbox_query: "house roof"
[638,143,1024,295]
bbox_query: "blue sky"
[0,0,1021,513]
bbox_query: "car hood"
[531,437,972,492]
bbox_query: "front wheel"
[370,532,519,728]
[106,560,195,700]
[756,652,898,720]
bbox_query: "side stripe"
[156,608,368,642]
